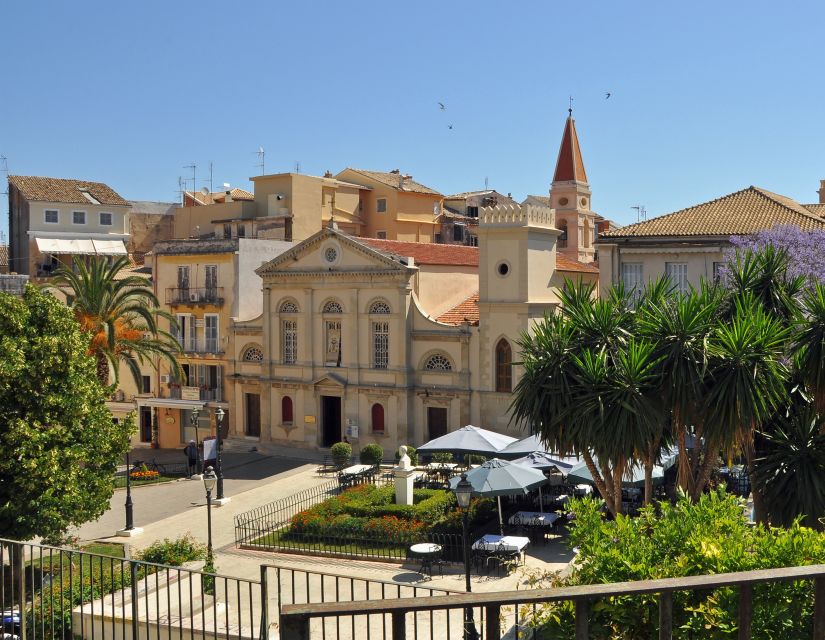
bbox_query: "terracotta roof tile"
[437,292,479,325]
[602,186,825,238]
[358,238,479,266]
[186,188,254,205]
[340,169,442,195]
[8,175,129,206]
[556,254,599,273]
[803,203,825,218]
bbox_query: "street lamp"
[214,407,226,501]
[453,473,480,640]
[202,466,217,561]
[190,407,202,475]
[124,450,134,530]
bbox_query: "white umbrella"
[495,434,552,459]
[567,457,665,488]
[418,425,517,457]
[511,451,580,474]
[449,458,547,534]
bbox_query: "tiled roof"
[602,186,825,238]
[8,175,129,206]
[803,203,825,218]
[437,292,480,325]
[553,116,588,184]
[358,238,479,266]
[186,188,254,205]
[556,254,599,273]
[523,195,551,206]
[113,258,150,281]
[340,169,442,195]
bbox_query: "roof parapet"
[479,203,555,229]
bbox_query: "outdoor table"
[573,484,592,496]
[425,463,459,471]
[340,464,372,476]
[472,534,530,553]
[409,543,442,578]
[508,511,560,528]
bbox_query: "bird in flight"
[605,92,611,99]
[448,124,454,130]
[438,102,446,110]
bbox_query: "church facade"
[224,115,600,453]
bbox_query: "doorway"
[139,407,153,442]
[427,407,448,441]
[245,393,261,437]
[321,395,342,447]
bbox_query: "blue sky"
[2,0,825,237]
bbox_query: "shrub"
[330,442,352,468]
[431,452,453,463]
[395,445,419,466]
[138,534,207,566]
[359,443,384,465]
[522,490,825,639]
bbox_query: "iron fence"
[0,538,263,640]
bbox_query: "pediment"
[257,227,413,277]
[313,372,347,387]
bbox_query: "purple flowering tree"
[728,225,825,283]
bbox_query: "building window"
[205,265,218,297]
[665,262,689,295]
[282,396,294,424]
[279,299,299,313]
[371,403,385,434]
[376,231,387,239]
[369,300,391,314]
[558,220,568,249]
[282,320,297,365]
[223,224,231,239]
[243,346,264,362]
[424,353,452,371]
[237,224,246,238]
[621,263,644,296]
[44,209,59,224]
[372,321,389,369]
[72,211,86,225]
[377,198,387,213]
[453,225,464,242]
[99,212,113,226]
[204,314,219,353]
[495,339,512,393]
[141,375,151,393]
[466,206,479,218]
[322,300,343,314]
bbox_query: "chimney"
[225,189,233,203]
[819,179,825,204]
[324,170,333,178]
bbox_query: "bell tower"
[549,109,598,263]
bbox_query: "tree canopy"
[0,285,131,541]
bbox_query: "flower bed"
[129,469,160,480]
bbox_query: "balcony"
[169,385,223,402]
[167,287,225,306]
[174,337,223,355]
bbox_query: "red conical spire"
[552,113,588,184]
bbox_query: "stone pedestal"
[394,466,415,506]
[116,526,143,537]
[213,497,231,507]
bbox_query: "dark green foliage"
[524,491,825,639]
[359,443,384,465]
[330,442,352,468]
[431,452,454,463]
[137,534,207,566]
[0,286,132,541]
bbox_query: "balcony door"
[205,265,218,301]
[245,393,261,437]
[204,314,219,353]
[427,407,448,441]
[177,266,190,298]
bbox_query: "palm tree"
[796,282,825,416]
[51,256,181,387]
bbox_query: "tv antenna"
[484,176,489,190]
[183,162,196,201]
[255,146,265,175]
[294,161,301,174]
[631,205,647,222]
[176,176,187,205]
[207,161,213,194]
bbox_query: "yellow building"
[334,168,443,242]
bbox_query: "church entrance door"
[427,407,448,441]
[321,395,342,447]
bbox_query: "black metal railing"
[166,287,225,305]
[0,538,263,640]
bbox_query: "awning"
[135,398,206,410]
[35,238,97,255]
[92,239,128,255]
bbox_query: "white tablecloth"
[410,543,442,555]
[472,534,530,553]
[508,511,560,527]
[340,464,372,476]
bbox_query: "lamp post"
[190,407,202,476]
[453,473,480,640]
[202,466,217,562]
[124,450,134,530]
[214,407,226,501]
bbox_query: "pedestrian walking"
[184,439,198,477]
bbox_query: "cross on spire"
[568,95,573,116]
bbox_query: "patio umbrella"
[448,458,547,534]
[495,434,552,459]
[566,458,665,488]
[511,451,580,474]
[417,425,517,457]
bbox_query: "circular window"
[580,197,588,207]
[324,247,338,264]
[496,261,510,277]
[558,197,569,206]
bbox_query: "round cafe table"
[409,543,442,578]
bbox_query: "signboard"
[345,424,359,439]
[202,438,217,462]
[181,386,200,401]
[304,415,316,424]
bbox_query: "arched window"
[242,345,263,362]
[369,300,391,314]
[557,219,568,249]
[322,300,343,313]
[424,353,453,371]
[371,403,385,434]
[282,396,294,424]
[372,321,389,369]
[495,339,512,393]
[282,320,297,364]
[279,299,299,313]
